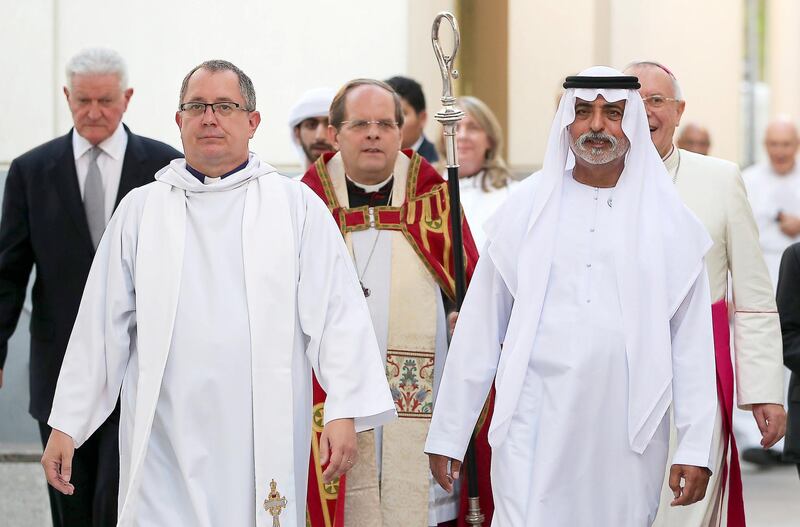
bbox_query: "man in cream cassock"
[625,61,786,527]
[425,66,718,526]
[40,60,396,527]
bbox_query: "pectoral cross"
[360,281,371,298]
[263,479,288,527]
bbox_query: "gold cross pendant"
[263,479,288,527]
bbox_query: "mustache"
[310,140,333,149]
[576,131,618,149]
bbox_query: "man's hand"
[778,212,800,237]
[447,312,459,335]
[428,453,461,493]
[752,403,786,448]
[0,368,4,388]
[319,418,357,483]
[41,429,76,495]
[668,464,710,506]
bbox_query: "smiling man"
[626,60,786,527]
[0,47,180,527]
[425,67,718,526]
[39,60,396,527]
[301,79,481,527]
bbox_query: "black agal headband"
[563,76,640,90]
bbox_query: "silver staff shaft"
[431,11,485,527]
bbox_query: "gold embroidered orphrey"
[263,479,288,527]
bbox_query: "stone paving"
[0,448,798,527]
[0,458,51,527]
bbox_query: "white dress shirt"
[72,123,128,223]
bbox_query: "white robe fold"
[48,155,397,527]
[458,172,517,253]
[425,174,717,525]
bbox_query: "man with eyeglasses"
[0,47,180,527]
[40,60,396,527]
[625,60,786,527]
[301,78,483,527]
[288,88,337,170]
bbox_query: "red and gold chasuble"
[302,151,492,527]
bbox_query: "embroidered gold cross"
[263,479,288,527]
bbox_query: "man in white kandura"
[40,59,396,527]
[425,66,718,526]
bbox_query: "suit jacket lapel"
[115,125,147,210]
[50,130,94,254]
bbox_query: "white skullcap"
[288,88,335,130]
[288,88,336,167]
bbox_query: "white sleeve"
[670,265,718,470]
[47,195,138,447]
[424,251,513,461]
[297,188,396,432]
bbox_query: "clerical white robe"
[458,172,517,252]
[48,156,397,527]
[742,160,800,288]
[426,173,717,526]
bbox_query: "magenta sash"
[711,299,746,526]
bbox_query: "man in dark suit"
[385,76,440,163]
[777,242,800,478]
[0,47,181,527]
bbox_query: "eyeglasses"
[641,95,680,109]
[339,120,399,132]
[179,101,252,117]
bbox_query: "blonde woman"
[438,96,516,251]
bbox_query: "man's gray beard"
[571,131,629,165]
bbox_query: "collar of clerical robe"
[345,174,394,207]
[186,159,249,185]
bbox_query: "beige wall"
[407,0,457,148]
[507,0,743,169]
[1,0,415,170]
[611,0,743,163]
[508,0,597,172]
[1,1,781,171]
[458,0,509,157]
[766,0,800,122]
